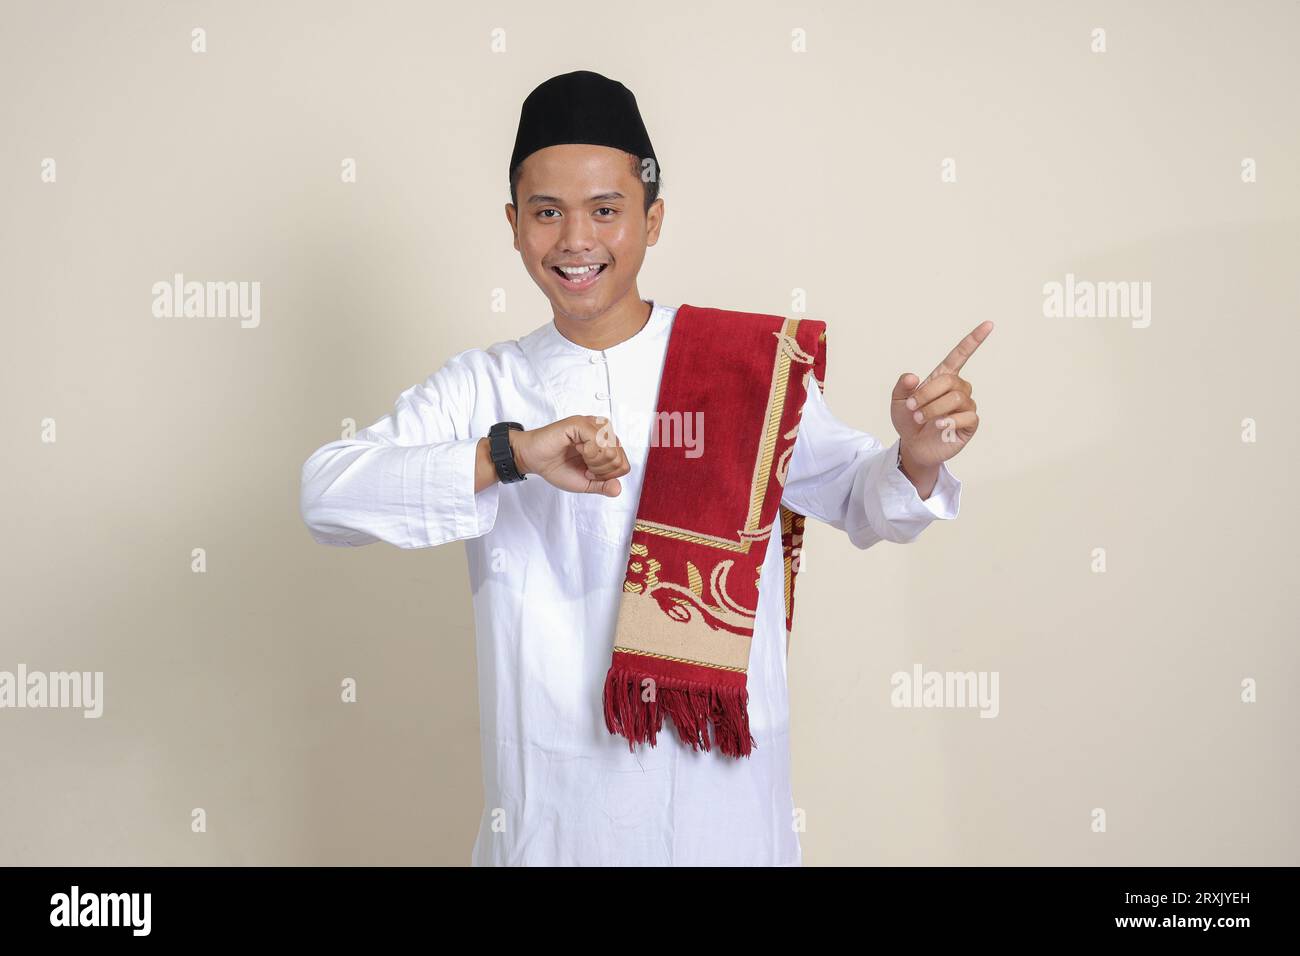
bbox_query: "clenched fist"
[476,415,631,497]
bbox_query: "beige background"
[2,0,1297,865]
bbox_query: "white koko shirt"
[300,299,962,866]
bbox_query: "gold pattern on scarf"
[633,318,813,554]
[614,316,825,669]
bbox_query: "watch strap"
[489,421,526,483]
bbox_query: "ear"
[504,202,519,251]
[644,198,664,247]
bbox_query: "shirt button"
[595,391,609,400]
[589,354,605,363]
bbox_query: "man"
[300,70,991,866]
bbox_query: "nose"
[558,211,596,254]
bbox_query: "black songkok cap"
[508,70,660,185]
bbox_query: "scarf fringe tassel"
[603,666,755,758]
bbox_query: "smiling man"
[299,70,991,866]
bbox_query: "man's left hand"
[890,321,993,469]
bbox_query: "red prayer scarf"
[602,304,828,757]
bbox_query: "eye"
[596,207,617,216]
[537,209,560,219]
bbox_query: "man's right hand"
[509,416,631,497]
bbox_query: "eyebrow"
[526,192,626,205]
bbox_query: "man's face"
[506,144,663,323]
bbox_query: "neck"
[551,286,653,351]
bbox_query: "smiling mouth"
[551,263,608,288]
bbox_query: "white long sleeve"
[297,303,965,866]
[779,380,961,547]
[299,355,501,549]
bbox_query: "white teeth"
[558,264,601,275]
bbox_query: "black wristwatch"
[489,421,527,483]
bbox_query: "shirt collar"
[545,299,665,356]
[515,300,676,416]
[521,299,670,367]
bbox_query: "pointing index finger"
[923,321,994,383]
